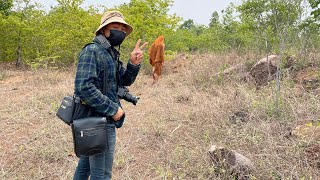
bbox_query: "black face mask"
[107,29,126,46]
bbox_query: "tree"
[309,0,320,24]
[117,0,181,61]
[209,11,220,27]
[53,0,84,12]
[0,0,13,15]
[1,0,318,68]
[7,0,38,67]
[237,0,303,53]
[180,19,195,30]
[220,3,243,50]
[309,0,320,16]
[37,0,99,66]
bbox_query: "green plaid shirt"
[75,36,140,124]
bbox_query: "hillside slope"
[0,53,319,179]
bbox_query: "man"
[73,10,147,179]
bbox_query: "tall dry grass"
[0,52,319,179]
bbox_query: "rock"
[249,55,279,87]
[208,145,254,179]
[294,67,320,91]
[291,123,320,142]
[163,54,189,74]
[292,84,304,97]
[215,63,245,76]
[304,144,320,169]
[249,54,295,88]
[314,88,320,95]
[229,110,249,124]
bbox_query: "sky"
[34,0,242,25]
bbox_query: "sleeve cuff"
[127,60,141,74]
[109,102,119,117]
[128,60,141,67]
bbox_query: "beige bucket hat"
[95,10,133,36]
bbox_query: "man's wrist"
[129,60,141,67]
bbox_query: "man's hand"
[130,39,148,65]
[112,107,124,121]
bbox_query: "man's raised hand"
[130,39,148,65]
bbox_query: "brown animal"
[148,35,165,84]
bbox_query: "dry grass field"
[0,53,319,179]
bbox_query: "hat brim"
[95,17,133,36]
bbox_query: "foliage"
[237,0,303,53]
[38,0,99,65]
[0,0,319,67]
[209,11,220,28]
[309,0,320,20]
[116,0,181,61]
[180,19,195,30]
[0,0,13,15]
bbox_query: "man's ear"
[100,28,105,35]
[100,27,107,37]
[103,28,111,38]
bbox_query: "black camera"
[117,87,139,105]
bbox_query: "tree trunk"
[15,32,22,68]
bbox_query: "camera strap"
[96,34,111,51]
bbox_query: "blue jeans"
[73,123,116,180]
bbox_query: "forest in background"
[0,0,319,69]
[1,1,320,179]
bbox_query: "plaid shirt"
[74,36,140,126]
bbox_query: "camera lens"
[124,93,139,105]
[117,87,139,105]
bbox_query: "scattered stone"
[304,144,320,169]
[240,72,255,84]
[208,145,254,179]
[291,84,304,97]
[249,54,295,88]
[214,63,245,77]
[163,54,189,74]
[294,67,320,92]
[68,151,76,157]
[229,110,249,124]
[175,95,191,104]
[291,123,320,142]
[314,88,320,95]
[249,55,279,87]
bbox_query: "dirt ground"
[0,59,196,179]
[0,54,319,179]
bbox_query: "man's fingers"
[140,42,148,50]
[137,54,143,59]
[135,39,141,49]
[135,40,148,50]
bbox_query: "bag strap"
[80,35,115,95]
[102,57,108,95]
[95,34,112,95]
